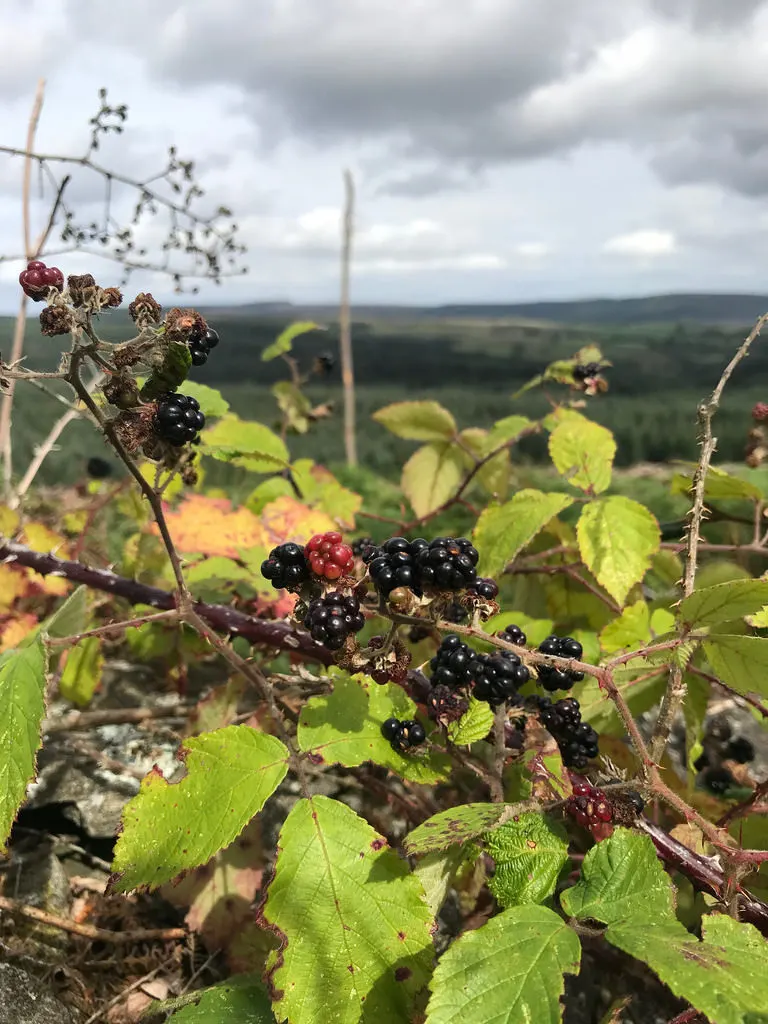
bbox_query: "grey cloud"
[373,168,475,198]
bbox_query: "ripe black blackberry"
[413,536,479,592]
[352,536,376,559]
[381,717,426,752]
[497,624,527,647]
[537,635,584,692]
[154,393,206,446]
[537,696,599,769]
[260,542,310,591]
[469,577,499,601]
[429,634,478,689]
[702,766,735,795]
[367,536,424,595]
[472,651,529,707]
[187,325,220,366]
[303,591,365,650]
[86,456,112,479]
[573,362,601,382]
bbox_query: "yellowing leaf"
[402,443,465,518]
[373,400,457,441]
[0,565,29,611]
[474,489,574,578]
[0,614,38,652]
[159,495,271,557]
[577,497,660,607]
[260,495,336,545]
[59,637,103,706]
[261,320,324,361]
[600,600,651,654]
[201,415,289,473]
[548,415,615,494]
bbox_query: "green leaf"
[110,726,289,892]
[447,698,494,745]
[140,340,192,399]
[562,829,768,1024]
[41,586,90,640]
[272,381,313,433]
[474,489,574,579]
[671,464,763,501]
[680,579,768,628]
[262,796,434,1024]
[548,415,616,494]
[485,414,533,450]
[573,671,666,738]
[200,415,289,473]
[372,400,457,441]
[402,442,465,518]
[59,637,102,707]
[458,427,510,498]
[414,845,479,918]
[703,634,768,699]
[153,976,275,1022]
[484,813,569,908]
[600,600,651,654]
[425,905,581,1024]
[297,671,450,784]
[178,381,230,418]
[0,641,47,852]
[261,320,324,362]
[577,496,661,606]
[404,803,529,857]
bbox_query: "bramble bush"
[2,261,768,1023]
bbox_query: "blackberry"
[303,591,365,650]
[536,635,584,692]
[470,577,499,601]
[573,362,601,382]
[381,718,426,752]
[703,766,735,795]
[472,651,529,707]
[725,736,755,763]
[306,531,355,581]
[413,536,479,593]
[566,778,613,829]
[155,393,206,446]
[626,790,645,815]
[260,542,310,591]
[537,696,598,769]
[497,624,527,647]
[187,325,220,366]
[368,536,423,596]
[429,634,477,690]
[86,456,112,479]
[352,536,375,558]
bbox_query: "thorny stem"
[490,705,507,802]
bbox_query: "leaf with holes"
[562,829,768,1024]
[402,442,466,518]
[473,489,574,578]
[298,671,450,784]
[548,415,615,494]
[0,640,47,852]
[425,904,580,1024]
[110,726,289,892]
[577,496,660,607]
[373,400,457,441]
[483,813,569,908]
[260,796,434,1024]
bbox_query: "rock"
[0,963,73,1023]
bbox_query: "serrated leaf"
[485,414,533,450]
[200,415,290,473]
[577,497,661,606]
[372,400,457,441]
[0,640,47,851]
[178,381,230,418]
[262,796,434,1024]
[110,726,289,892]
[141,340,192,399]
[261,320,324,362]
[562,829,768,1024]
[484,813,569,908]
[670,464,763,501]
[151,976,274,1022]
[297,672,450,784]
[272,380,313,433]
[59,637,102,706]
[425,905,580,1024]
[40,586,90,640]
[458,427,510,498]
[703,634,768,699]
[414,845,478,918]
[680,579,768,627]
[548,415,615,494]
[447,697,494,745]
[402,442,465,518]
[474,489,574,578]
[404,803,528,856]
[600,600,651,654]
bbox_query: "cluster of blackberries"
[381,717,426,753]
[694,716,755,795]
[429,633,530,708]
[537,636,584,692]
[573,362,601,382]
[19,260,64,301]
[154,393,206,446]
[365,536,482,596]
[468,578,499,601]
[498,624,527,647]
[303,592,365,650]
[306,531,355,581]
[566,779,613,829]
[187,325,220,366]
[352,536,375,559]
[261,542,310,591]
[537,696,599,769]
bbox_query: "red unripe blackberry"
[307,531,355,581]
[753,402,768,423]
[19,260,64,301]
[566,778,613,830]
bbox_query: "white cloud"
[603,229,677,256]
[515,242,549,258]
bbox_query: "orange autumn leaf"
[260,495,336,546]
[158,495,272,558]
[16,522,71,596]
[0,613,39,652]
[0,564,31,611]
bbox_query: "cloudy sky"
[2,0,768,311]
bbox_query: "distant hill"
[201,293,768,327]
